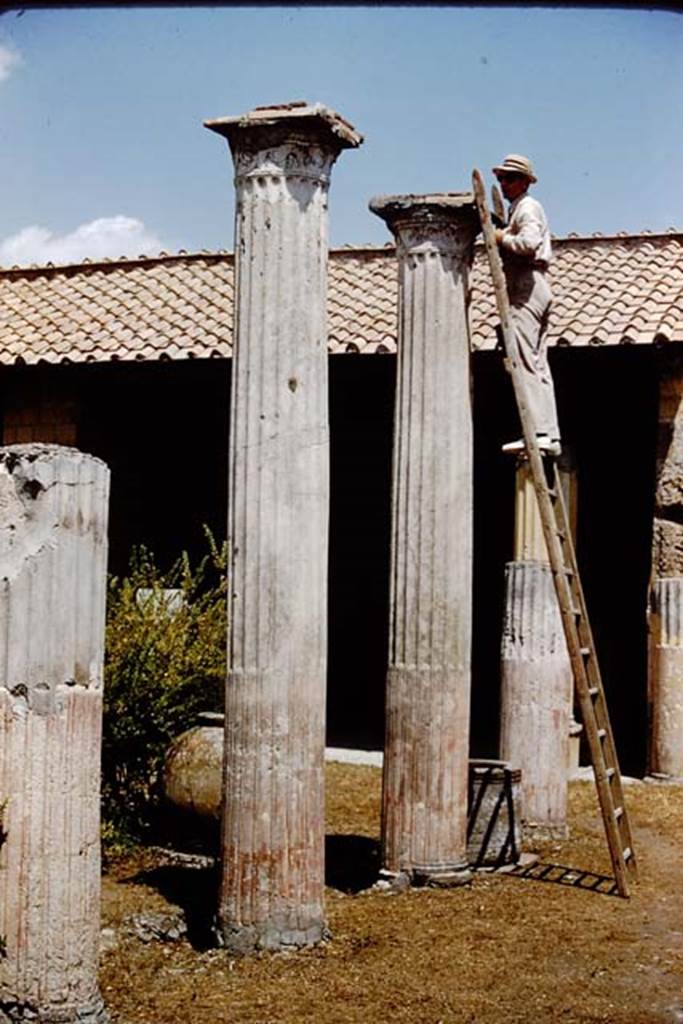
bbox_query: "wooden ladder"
[472,168,637,897]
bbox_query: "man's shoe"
[537,435,562,456]
[501,435,562,457]
[501,438,525,454]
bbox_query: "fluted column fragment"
[500,562,571,838]
[205,102,362,951]
[0,444,110,1024]
[370,193,478,885]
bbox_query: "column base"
[644,772,683,785]
[412,863,472,888]
[373,869,411,893]
[0,996,109,1024]
[216,920,328,955]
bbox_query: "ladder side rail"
[553,502,631,793]
[552,505,638,880]
[549,469,603,663]
[549,468,637,890]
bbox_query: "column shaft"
[370,194,478,884]
[205,104,362,951]
[0,445,110,1024]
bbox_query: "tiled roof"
[0,253,235,364]
[0,232,680,365]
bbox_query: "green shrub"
[102,531,227,843]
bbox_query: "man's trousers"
[506,267,559,440]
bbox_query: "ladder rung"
[572,606,582,618]
[605,767,615,779]
[597,728,606,739]
[614,806,624,819]
[580,646,591,657]
[623,846,633,861]
[547,487,558,500]
[588,686,599,697]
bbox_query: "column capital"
[369,192,478,259]
[205,101,362,183]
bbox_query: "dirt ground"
[100,764,683,1024]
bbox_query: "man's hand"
[494,228,506,246]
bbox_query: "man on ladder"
[492,154,561,458]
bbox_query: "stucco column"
[499,454,575,840]
[205,103,362,951]
[0,445,110,1024]
[649,352,683,779]
[369,193,478,886]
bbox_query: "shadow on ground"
[127,863,220,950]
[121,833,381,950]
[325,834,380,893]
[505,860,620,896]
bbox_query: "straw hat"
[492,154,537,183]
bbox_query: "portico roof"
[0,231,680,365]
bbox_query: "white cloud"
[0,215,167,266]
[0,45,21,82]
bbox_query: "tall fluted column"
[0,445,110,1024]
[649,352,683,779]
[370,193,478,886]
[205,103,362,951]
[499,454,575,840]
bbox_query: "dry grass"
[101,765,683,1024]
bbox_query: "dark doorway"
[78,360,231,576]
[559,346,657,776]
[327,354,395,749]
[0,359,232,576]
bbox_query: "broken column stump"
[204,103,362,952]
[0,445,110,1024]
[499,455,574,841]
[650,352,683,780]
[370,193,479,887]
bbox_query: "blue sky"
[0,5,680,264]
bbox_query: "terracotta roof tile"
[0,234,680,364]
